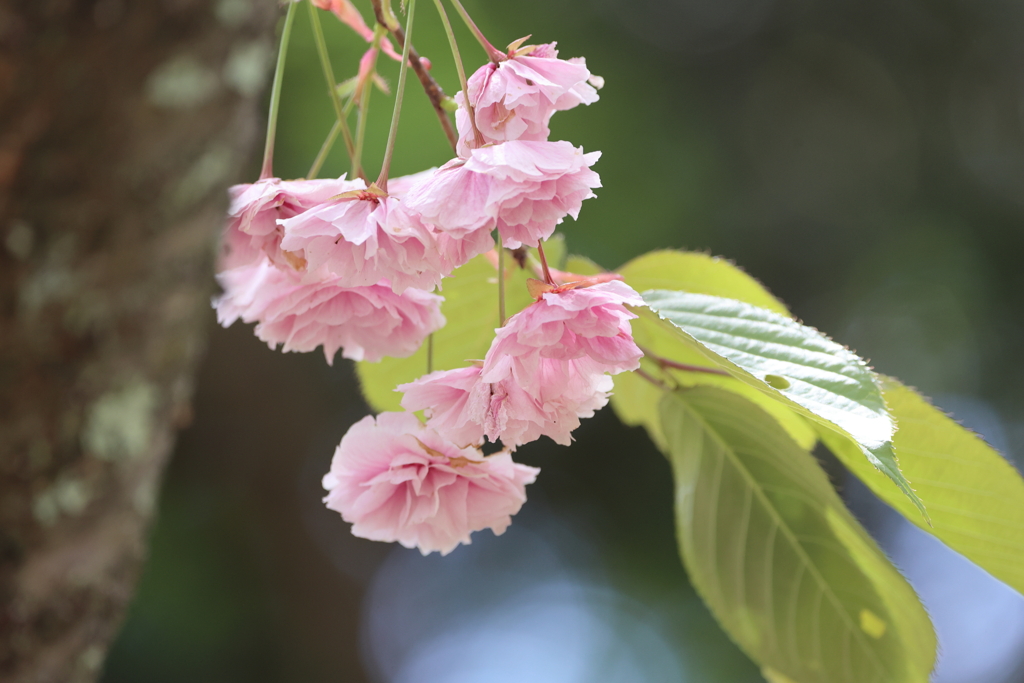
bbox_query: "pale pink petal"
[386,168,437,200]
[399,366,487,448]
[222,176,361,271]
[279,192,445,294]
[214,259,444,364]
[402,158,496,239]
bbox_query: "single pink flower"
[399,281,642,449]
[399,360,613,449]
[455,42,601,153]
[322,411,539,555]
[403,140,601,250]
[482,280,644,390]
[214,259,444,363]
[278,185,444,294]
[222,176,361,271]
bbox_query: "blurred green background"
[102,0,1024,681]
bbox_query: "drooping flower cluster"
[217,5,634,556]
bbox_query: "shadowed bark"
[0,1,276,680]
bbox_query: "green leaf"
[822,377,1024,596]
[643,290,925,518]
[661,387,935,683]
[610,250,816,451]
[562,254,603,277]
[355,240,566,412]
[618,250,791,315]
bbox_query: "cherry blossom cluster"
[216,2,642,556]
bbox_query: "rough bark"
[0,1,276,680]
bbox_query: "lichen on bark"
[0,2,276,680]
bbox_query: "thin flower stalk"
[308,0,355,169]
[427,333,434,374]
[432,0,483,146]
[376,0,417,192]
[352,27,385,180]
[450,0,504,62]
[497,242,506,325]
[260,1,298,180]
[308,119,342,179]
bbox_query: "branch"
[371,0,458,152]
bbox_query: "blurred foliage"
[104,0,1024,681]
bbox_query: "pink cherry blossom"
[322,411,539,555]
[278,184,444,294]
[214,259,444,364]
[403,139,601,251]
[455,42,600,153]
[399,281,643,449]
[223,176,361,271]
[482,280,644,393]
[399,360,613,449]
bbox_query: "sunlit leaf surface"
[823,377,1024,596]
[644,290,924,516]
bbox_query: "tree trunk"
[0,1,276,680]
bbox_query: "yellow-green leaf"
[643,290,924,518]
[661,387,935,683]
[823,377,1024,596]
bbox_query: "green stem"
[308,119,341,179]
[450,0,504,62]
[427,333,434,374]
[375,0,416,192]
[497,241,506,325]
[307,0,355,168]
[260,1,298,180]
[432,0,482,145]
[353,27,385,182]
